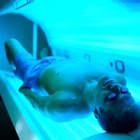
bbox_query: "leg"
[4,38,37,81]
[5,38,32,65]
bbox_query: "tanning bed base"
[0,70,105,140]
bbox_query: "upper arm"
[45,90,81,121]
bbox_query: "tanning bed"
[0,69,140,140]
[0,0,140,139]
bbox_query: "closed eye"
[106,93,118,102]
[104,80,114,87]
[120,87,129,94]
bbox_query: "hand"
[19,86,32,98]
[19,85,31,92]
[19,86,36,108]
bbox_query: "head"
[92,76,140,133]
[93,103,140,133]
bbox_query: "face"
[94,75,136,117]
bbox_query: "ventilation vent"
[13,0,34,10]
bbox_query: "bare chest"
[39,62,92,94]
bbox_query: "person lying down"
[5,38,140,140]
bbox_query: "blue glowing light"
[13,0,140,57]
[1,0,140,139]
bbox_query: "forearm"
[19,88,48,110]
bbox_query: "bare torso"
[39,57,103,95]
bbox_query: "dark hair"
[95,105,140,133]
